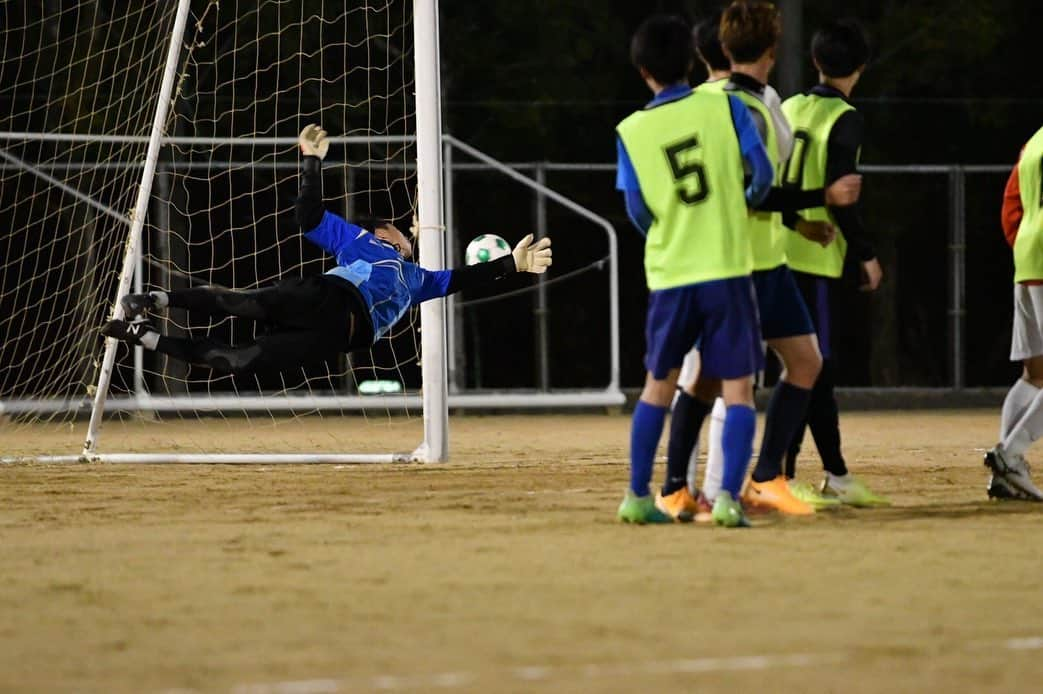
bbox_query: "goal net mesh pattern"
[1,1,423,453]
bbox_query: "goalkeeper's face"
[375,223,413,259]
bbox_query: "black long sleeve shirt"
[782,83,875,262]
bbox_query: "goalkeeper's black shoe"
[100,318,157,347]
[120,293,155,319]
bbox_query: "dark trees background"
[440,0,1043,389]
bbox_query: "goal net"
[0,0,447,462]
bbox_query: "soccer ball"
[465,234,511,265]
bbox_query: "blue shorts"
[644,276,763,380]
[753,265,815,341]
[791,270,832,358]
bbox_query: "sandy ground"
[2,411,1043,693]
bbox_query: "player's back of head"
[812,19,869,78]
[630,14,693,85]
[694,10,729,72]
[353,213,393,233]
[719,1,781,64]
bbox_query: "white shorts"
[1011,284,1043,361]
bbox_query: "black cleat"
[987,475,1023,500]
[984,447,1043,501]
[120,293,155,319]
[100,319,157,347]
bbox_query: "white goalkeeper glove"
[512,234,552,274]
[298,123,329,160]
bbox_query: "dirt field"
[2,411,1043,693]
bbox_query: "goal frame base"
[2,452,417,465]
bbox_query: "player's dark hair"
[630,14,693,85]
[354,213,393,233]
[693,10,729,72]
[812,19,869,78]
[719,1,781,64]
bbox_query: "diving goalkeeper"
[100,124,552,375]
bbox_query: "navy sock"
[721,404,756,497]
[662,392,712,495]
[807,359,847,476]
[752,381,812,483]
[629,401,668,496]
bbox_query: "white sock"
[825,471,853,489]
[139,330,159,351]
[150,290,169,308]
[702,397,726,501]
[1003,388,1043,458]
[1001,379,1040,441]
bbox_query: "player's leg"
[677,348,703,495]
[702,396,727,503]
[151,330,334,376]
[697,276,764,528]
[784,270,823,479]
[713,375,756,527]
[785,419,806,480]
[659,361,719,522]
[790,272,889,507]
[619,286,701,524]
[101,317,334,376]
[121,286,272,322]
[987,285,1043,500]
[121,277,333,328]
[619,368,683,524]
[742,267,820,515]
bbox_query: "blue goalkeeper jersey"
[304,211,451,341]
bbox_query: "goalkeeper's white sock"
[150,291,169,308]
[1000,379,1039,441]
[1002,387,1043,458]
[701,397,726,501]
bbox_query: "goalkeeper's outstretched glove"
[299,123,329,160]
[512,234,552,274]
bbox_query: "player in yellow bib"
[777,19,890,507]
[615,14,775,526]
[982,125,1043,501]
[657,2,864,522]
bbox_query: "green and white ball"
[464,234,511,265]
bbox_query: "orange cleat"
[654,487,700,522]
[742,475,816,516]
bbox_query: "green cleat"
[711,491,751,528]
[788,479,842,510]
[617,489,675,524]
[821,474,891,507]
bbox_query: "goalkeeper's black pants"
[153,276,373,376]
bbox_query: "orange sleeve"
[1002,156,1023,248]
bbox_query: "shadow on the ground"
[819,500,1043,523]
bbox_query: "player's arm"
[295,124,329,234]
[727,95,772,207]
[1002,151,1024,248]
[615,137,654,234]
[824,110,880,290]
[293,124,372,255]
[758,175,861,213]
[409,235,553,304]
